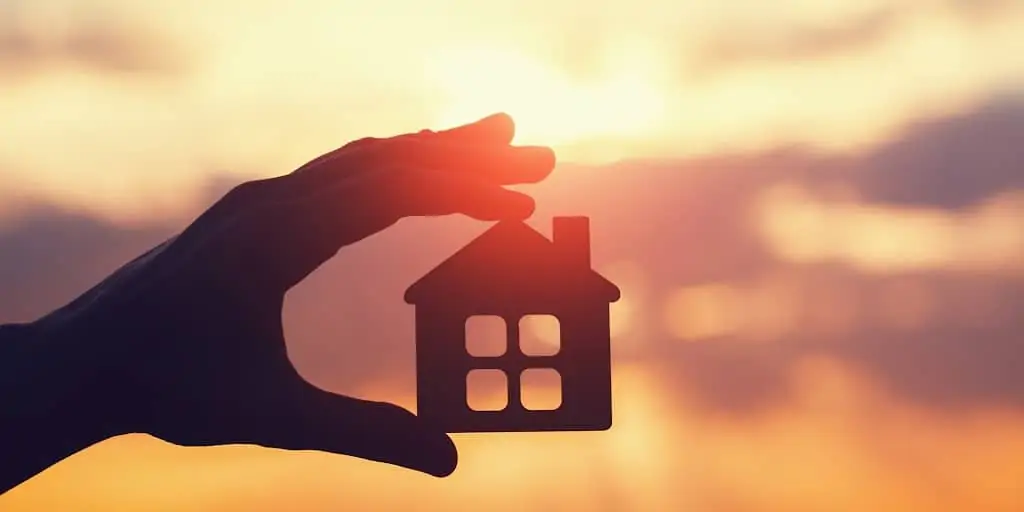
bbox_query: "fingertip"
[486,112,513,123]
[510,193,537,219]
[350,400,459,478]
[478,112,516,144]
[527,146,556,172]
[425,432,459,478]
[439,113,516,145]
[478,190,534,221]
[389,409,457,477]
[486,112,515,132]
[503,146,555,184]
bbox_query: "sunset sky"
[2,0,1022,219]
[1,0,1023,511]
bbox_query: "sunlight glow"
[428,46,667,155]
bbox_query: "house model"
[405,216,621,432]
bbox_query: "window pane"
[519,314,560,356]
[521,368,562,411]
[466,369,508,411]
[465,315,506,357]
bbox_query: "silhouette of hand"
[55,113,554,477]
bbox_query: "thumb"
[252,385,458,477]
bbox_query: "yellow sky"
[1,5,1024,508]
[1,0,1023,220]
[4,362,1024,511]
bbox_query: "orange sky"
[4,362,1024,511]
[2,1,1024,511]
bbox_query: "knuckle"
[389,135,425,154]
[224,178,277,204]
[225,180,260,200]
[343,136,380,149]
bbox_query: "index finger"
[435,112,515,145]
[294,113,517,177]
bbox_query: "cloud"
[0,202,173,323]
[683,0,1023,82]
[687,8,900,77]
[0,4,187,79]
[0,98,1021,417]
[530,98,1024,414]
[853,97,1024,209]
[944,0,1021,18]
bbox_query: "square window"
[465,315,507,357]
[520,368,562,411]
[466,369,508,411]
[519,315,560,356]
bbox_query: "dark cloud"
[0,5,186,79]
[1,99,1022,416]
[853,98,1024,208]
[0,203,173,323]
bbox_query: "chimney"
[552,216,591,268]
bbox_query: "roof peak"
[404,217,620,304]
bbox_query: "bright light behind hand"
[429,45,667,159]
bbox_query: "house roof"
[405,220,621,304]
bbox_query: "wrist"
[0,320,125,493]
[2,317,132,444]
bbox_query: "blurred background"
[1,0,1023,510]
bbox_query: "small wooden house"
[405,217,620,432]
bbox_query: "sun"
[427,45,667,155]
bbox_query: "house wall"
[414,304,473,425]
[555,302,613,429]
[415,298,613,432]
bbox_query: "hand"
[38,113,555,478]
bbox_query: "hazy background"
[1,0,1023,510]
